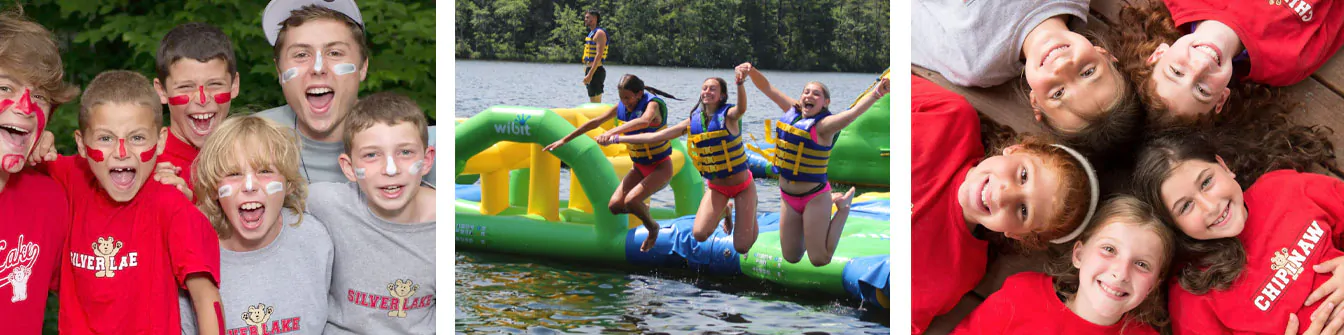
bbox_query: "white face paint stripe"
[314,53,324,73]
[217,184,234,198]
[264,181,284,195]
[385,155,398,175]
[281,67,299,83]
[333,63,357,76]
[353,168,367,179]
[245,173,255,191]
[408,160,424,175]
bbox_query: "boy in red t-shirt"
[148,22,239,198]
[0,12,81,334]
[41,70,222,335]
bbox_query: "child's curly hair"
[1046,195,1175,331]
[985,134,1096,250]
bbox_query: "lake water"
[454,60,890,333]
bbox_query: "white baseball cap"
[262,0,365,46]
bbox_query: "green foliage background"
[3,0,435,157]
[455,0,889,73]
[0,1,434,333]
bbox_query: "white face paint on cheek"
[281,67,299,83]
[408,160,424,175]
[385,155,398,175]
[264,181,284,195]
[333,63,358,76]
[354,168,367,179]
[314,53,324,73]
[245,173,255,191]
[217,184,234,198]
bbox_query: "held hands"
[1288,302,1344,335]
[1306,257,1344,309]
[152,162,193,199]
[874,77,890,97]
[595,133,619,145]
[735,63,754,84]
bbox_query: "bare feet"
[722,201,735,234]
[640,222,660,252]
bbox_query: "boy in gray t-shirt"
[310,92,436,334]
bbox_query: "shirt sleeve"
[165,197,221,289]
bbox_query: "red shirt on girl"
[911,75,989,333]
[1168,170,1344,334]
[953,272,1160,335]
[1164,0,1344,85]
[0,171,71,334]
[44,156,220,335]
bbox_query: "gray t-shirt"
[256,106,437,186]
[911,0,1089,87]
[179,209,334,335]
[306,181,435,335]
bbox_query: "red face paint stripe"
[212,92,231,104]
[86,145,105,162]
[198,86,206,105]
[117,139,127,158]
[139,144,156,162]
[168,95,191,106]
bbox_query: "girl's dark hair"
[1130,130,1246,294]
[1024,30,1145,162]
[586,9,600,26]
[688,77,730,118]
[618,74,679,100]
[1046,195,1175,331]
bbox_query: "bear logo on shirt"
[1271,247,1304,281]
[387,279,419,318]
[92,237,123,278]
[243,303,274,334]
[9,265,30,302]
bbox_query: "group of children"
[914,0,1344,334]
[0,0,435,334]
[548,51,891,265]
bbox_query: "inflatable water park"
[454,71,891,309]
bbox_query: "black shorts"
[586,66,606,98]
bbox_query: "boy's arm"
[185,274,222,335]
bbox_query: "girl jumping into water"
[545,74,680,252]
[738,62,890,267]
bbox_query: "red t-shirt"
[1164,0,1344,85]
[952,272,1161,335]
[43,156,220,335]
[911,75,989,334]
[160,131,198,192]
[1169,170,1344,334]
[0,171,71,334]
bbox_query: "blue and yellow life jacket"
[687,104,748,179]
[582,28,609,63]
[617,92,671,165]
[773,108,834,183]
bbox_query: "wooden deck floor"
[915,0,1344,333]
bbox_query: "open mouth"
[0,123,32,151]
[1192,43,1223,66]
[1208,200,1231,229]
[108,167,137,189]
[187,113,216,136]
[1040,44,1070,68]
[974,177,991,215]
[238,201,265,229]
[1097,280,1130,300]
[379,184,406,199]
[305,86,335,114]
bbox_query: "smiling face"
[700,79,724,106]
[340,122,435,219]
[1070,220,1167,323]
[1158,158,1246,240]
[157,58,237,148]
[216,146,287,249]
[796,83,830,116]
[1147,35,1235,120]
[275,19,367,141]
[958,146,1065,237]
[1024,31,1125,132]
[0,70,52,173]
[75,103,164,202]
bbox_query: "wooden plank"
[1309,48,1344,99]
[925,294,986,335]
[1281,79,1344,173]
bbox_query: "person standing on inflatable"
[545,75,680,252]
[601,67,759,254]
[581,9,608,103]
[740,62,890,267]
